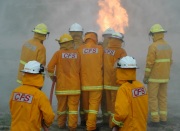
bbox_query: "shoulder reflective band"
[20,60,26,65]
[55,90,81,95]
[112,116,124,127]
[155,59,170,63]
[82,86,103,91]
[104,85,119,90]
[157,44,171,50]
[149,78,169,83]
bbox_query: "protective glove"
[112,126,119,131]
[50,76,57,82]
[143,77,149,84]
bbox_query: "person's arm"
[37,47,46,66]
[111,86,130,128]
[39,93,55,127]
[47,52,58,81]
[143,45,156,84]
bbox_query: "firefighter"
[9,61,55,131]
[102,28,115,48]
[47,34,80,131]
[78,32,103,131]
[103,32,127,128]
[143,24,173,127]
[99,28,115,126]
[85,30,98,44]
[79,30,99,127]
[69,23,84,49]
[17,23,49,84]
[112,56,148,131]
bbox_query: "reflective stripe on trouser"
[148,82,168,122]
[56,95,80,128]
[82,91,102,131]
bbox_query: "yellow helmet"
[56,34,73,44]
[32,23,49,35]
[149,24,167,35]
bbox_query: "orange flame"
[97,0,128,34]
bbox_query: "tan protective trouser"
[148,82,168,122]
[82,91,102,131]
[108,90,117,128]
[56,95,80,128]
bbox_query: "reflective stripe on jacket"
[144,33,172,83]
[78,40,103,91]
[47,49,81,95]
[17,33,46,84]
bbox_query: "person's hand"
[143,77,149,84]
[50,76,57,82]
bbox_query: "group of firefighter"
[9,22,172,131]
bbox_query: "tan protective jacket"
[69,31,84,49]
[17,33,46,84]
[144,33,172,83]
[78,39,103,91]
[47,48,81,95]
[112,81,148,131]
[104,39,127,90]
[10,73,55,131]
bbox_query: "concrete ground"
[1,112,180,131]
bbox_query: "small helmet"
[149,24,167,35]
[85,30,97,36]
[110,32,124,41]
[102,28,115,36]
[32,23,49,35]
[117,56,138,68]
[84,33,97,42]
[56,34,73,44]
[69,23,83,32]
[21,61,44,74]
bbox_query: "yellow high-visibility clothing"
[47,45,80,129]
[104,39,127,89]
[9,73,55,131]
[17,33,46,84]
[112,81,148,131]
[144,33,172,122]
[78,37,103,130]
[144,33,172,83]
[47,49,80,95]
[78,40,103,91]
[103,38,127,125]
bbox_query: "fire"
[97,0,128,34]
